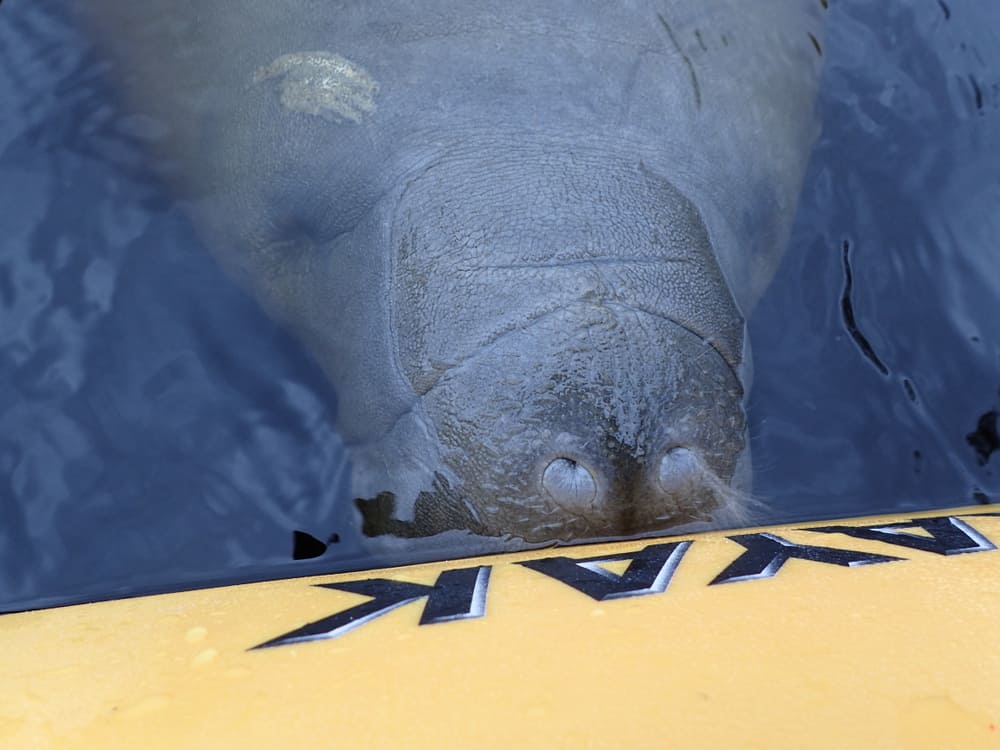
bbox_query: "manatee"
[77,1,825,545]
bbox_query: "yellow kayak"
[4,504,999,749]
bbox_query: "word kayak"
[254,512,997,649]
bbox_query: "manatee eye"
[542,457,597,509]
[657,446,701,494]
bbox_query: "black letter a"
[520,541,691,601]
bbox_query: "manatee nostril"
[542,457,598,510]
[657,446,702,494]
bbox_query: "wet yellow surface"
[3,506,1000,749]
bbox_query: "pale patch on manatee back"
[253,51,378,123]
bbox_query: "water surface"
[0,0,997,610]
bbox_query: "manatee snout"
[409,300,748,542]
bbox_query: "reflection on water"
[750,0,1000,520]
[0,1,998,609]
[0,3,363,608]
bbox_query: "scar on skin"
[657,13,701,110]
[253,51,379,123]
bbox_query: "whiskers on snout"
[694,454,763,531]
[621,446,763,537]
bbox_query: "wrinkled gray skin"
[80,1,824,545]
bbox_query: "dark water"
[750,0,1000,519]
[1,1,998,610]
